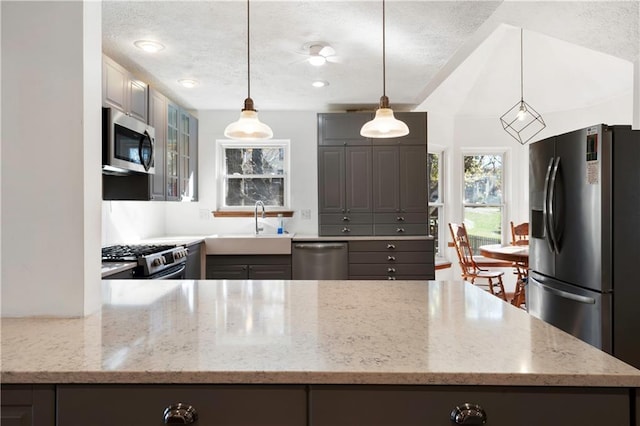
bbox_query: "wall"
[1,1,102,317]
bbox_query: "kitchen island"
[3,279,640,425]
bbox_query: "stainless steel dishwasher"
[292,242,348,279]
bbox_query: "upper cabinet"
[318,112,428,237]
[167,102,198,201]
[102,55,148,123]
[148,88,168,201]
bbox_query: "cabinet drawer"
[351,275,432,280]
[249,264,291,280]
[320,213,372,225]
[374,212,427,224]
[320,224,373,236]
[58,385,306,426]
[349,263,433,277]
[374,223,428,236]
[349,240,433,252]
[310,385,630,426]
[349,251,431,264]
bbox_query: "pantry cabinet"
[317,112,427,237]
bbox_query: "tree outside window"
[463,153,504,251]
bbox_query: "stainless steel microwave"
[102,107,155,174]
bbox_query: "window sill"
[212,210,295,218]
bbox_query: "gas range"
[102,244,188,278]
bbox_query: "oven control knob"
[152,258,162,267]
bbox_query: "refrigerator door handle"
[542,157,556,253]
[548,157,561,253]
[535,279,596,305]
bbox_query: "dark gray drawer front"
[374,223,428,236]
[310,385,629,426]
[349,240,433,252]
[350,275,432,280]
[349,263,433,277]
[349,251,430,264]
[374,212,427,224]
[320,224,373,236]
[320,213,372,225]
[58,385,306,426]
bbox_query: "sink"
[205,233,294,255]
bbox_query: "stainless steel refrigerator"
[528,124,640,368]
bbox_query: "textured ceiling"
[102,1,640,113]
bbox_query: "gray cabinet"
[349,239,435,280]
[57,385,306,426]
[102,55,147,123]
[167,103,198,201]
[318,112,427,237]
[310,385,630,426]
[1,385,55,426]
[318,146,373,236]
[206,255,292,279]
[148,87,167,201]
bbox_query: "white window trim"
[215,139,291,210]
[428,146,446,259]
[460,148,510,245]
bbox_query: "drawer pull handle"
[396,216,405,222]
[387,256,396,261]
[341,227,350,233]
[342,216,350,222]
[387,244,396,250]
[387,276,396,280]
[450,403,487,425]
[163,403,198,424]
[387,267,396,273]
[396,228,406,233]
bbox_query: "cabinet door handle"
[396,228,406,233]
[387,276,396,280]
[341,227,351,233]
[387,244,396,250]
[163,403,198,424]
[387,256,396,261]
[450,403,487,425]
[387,267,396,273]
[396,216,405,222]
[342,216,350,222]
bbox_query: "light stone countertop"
[3,280,640,387]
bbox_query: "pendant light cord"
[382,0,386,97]
[520,28,523,102]
[247,0,251,100]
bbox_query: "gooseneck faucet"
[254,200,266,235]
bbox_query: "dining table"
[479,244,529,308]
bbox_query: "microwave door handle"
[139,130,154,172]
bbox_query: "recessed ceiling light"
[312,80,329,88]
[178,79,199,88]
[133,40,165,53]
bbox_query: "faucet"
[254,200,266,235]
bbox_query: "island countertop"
[2,279,640,387]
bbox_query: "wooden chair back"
[510,221,529,246]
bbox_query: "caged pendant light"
[499,28,545,145]
[360,0,409,139]
[224,0,273,140]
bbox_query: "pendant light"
[224,0,273,140]
[499,28,545,145]
[360,0,409,139]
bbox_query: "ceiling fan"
[296,41,341,66]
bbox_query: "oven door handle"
[151,263,186,280]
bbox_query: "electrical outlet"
[301,209,311,220]
[199,209,212,220]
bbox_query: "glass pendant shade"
[224,98,273,140]
[360,97,409,138]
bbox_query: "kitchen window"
[428,150,444,257]
[462,152,505,251]
[217,140,291,209]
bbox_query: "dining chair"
[510,221,529,246]
[509,221,529,309]
[448,222,507,301]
